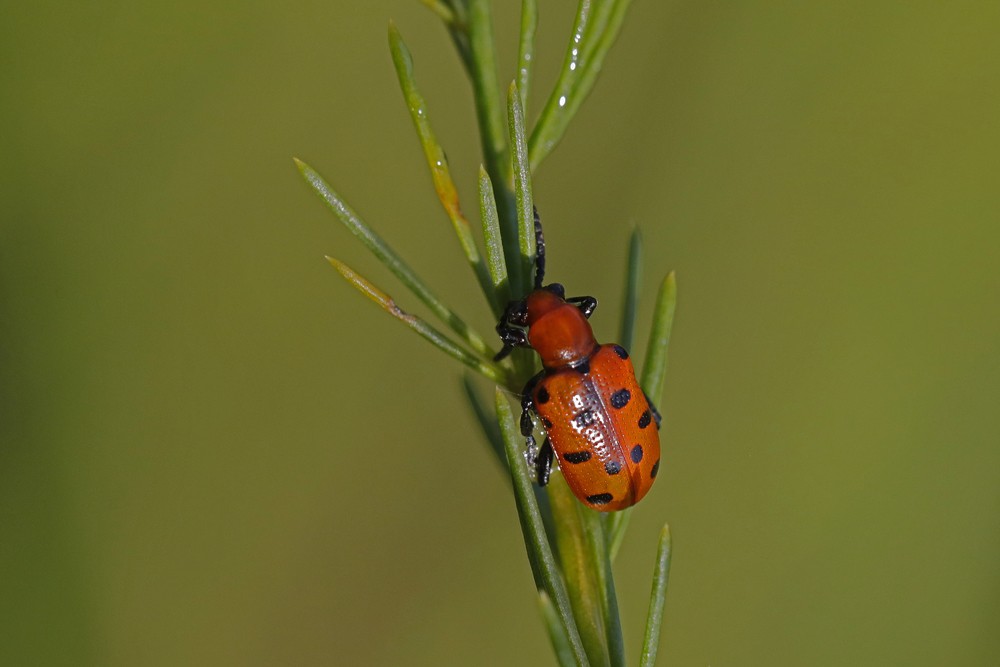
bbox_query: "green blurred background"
[3,1,999,665]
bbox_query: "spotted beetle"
[495,210,662,511]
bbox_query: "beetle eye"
[545,283,566,299]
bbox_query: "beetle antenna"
[533,206,545,290]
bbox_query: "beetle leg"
[644,391,663,430]
[494,327,529,361]
[567,295,598,319]
[519,373,542,469]
[494,299,530,361]
[520,373,542,437]
[533,206,546,290]
[536,437,554,487]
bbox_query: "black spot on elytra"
[574,359,591,375]
[610,388,631,409]
[630,444,644,464]
[613,344,629,360]
[605,460,621,475]
[563,451,591,464]
[536,387,550,404]
[574,409,596,429]
[638,410,652,429]
[541,417,553,429]
[586,493,613,505]
[650,459,660,478]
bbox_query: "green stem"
[465,0,521,295]
[496,390,590,667]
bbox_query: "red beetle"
[495,211,661,511]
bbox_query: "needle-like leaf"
[461,373,507,471]
[478,166,509,304]
[466,0,510,195]
[389,24,501,314]
[640,270,677,403]
[538,590,579,667]
[508,82,535,295]
[581,506,626,667]
[550,475,611,667]
[496,390,589,667]
[327,257,505,383]
[529,0,635,172]
[517,0,538,113]
[618,227,643,352]
[640,524,672,667]
[419,0,456,24]
[296,158,495,360]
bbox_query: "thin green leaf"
[478,166,509,305]
[464,0,521,291]
[528,0,593,171]
[618,227,642,352]
[538,590,578,667]
[508,82,535,294]
[388,25,501,314]
[296,158,495,359]
[605,507,631,564]
[442,19,473,75]
[581,508,626,667]
[461,373,506,471]
[496,390,589,667]
[419,0,456,24]
[640,271,677,403]
[529,0,635,172]
[640,524,672,667]
[558,0,633,152]
[517,0,538,113]
[466,0,509,191]
[575,0,617,67]
[549,474,610,667]
[327,257,505,383]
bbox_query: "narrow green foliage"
[461,373,507,471]
[478,166,509,304]
[466,0,509,188]
[618,227,643,352]
[420,0,456,24]
[508,83,535,295]
[296,158,495,359]
[496,390,589,667]
[307,4,678,664]
[640,524,672,667]
[388,24,500,314]
[462,0,520,295]
[640,271,677,402]
[538,590,578,667]
[529,0,635,172]
[581,506,626,667]
[549,475,610,667]
[517,0,538,113]
[328,258,505,383]
[605,507,632,564]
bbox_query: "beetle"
[495,210,662,511]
